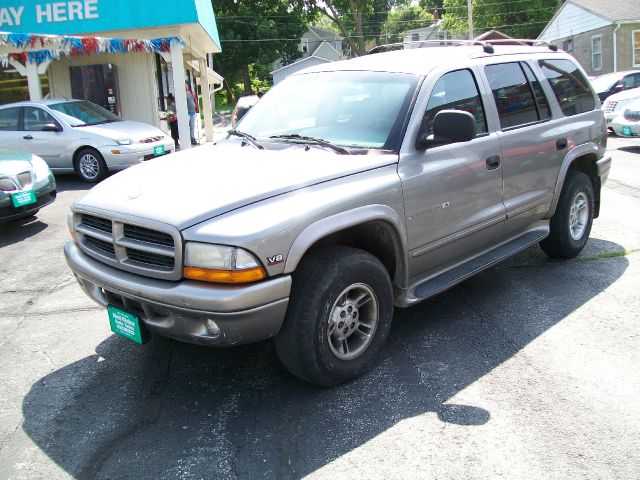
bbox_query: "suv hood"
[76,120,167,142]
[74,143,398,230]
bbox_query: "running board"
[413,229,548,300]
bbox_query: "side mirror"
[614,84,624,92]
[41,123,62,132]
[415,110,477,150]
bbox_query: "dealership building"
[0,0,223,148]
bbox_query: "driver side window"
[23,107,60,132]
[422,69,487,136]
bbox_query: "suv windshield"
[48,100,120,126]
[237,71,419,151]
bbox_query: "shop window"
[0,66,49,105]
[634,30,640,67]
[562,39,574,53]
[592,35,602,71]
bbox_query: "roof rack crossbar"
[367,38,558,55]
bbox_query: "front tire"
[275,246,393,387]
[540,171,594,258]
[75,148,107,183]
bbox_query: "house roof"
[307,27,343,41]
[566,0,640,22]
[270,55,333,75]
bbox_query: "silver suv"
[65,43,611,386]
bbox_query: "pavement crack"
[76,341,176,480]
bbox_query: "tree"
[383,5,434,43]
[440,0,560,39]
[212,0,316,102]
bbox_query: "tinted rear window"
[538,59,595,116]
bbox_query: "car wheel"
[540,171,594,258]
[75,148,107,183]
[275,246,393,386]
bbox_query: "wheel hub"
[569,192,588,241]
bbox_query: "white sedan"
[610,99,640,137]
[0,99,175,182]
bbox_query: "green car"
[0,148,56,223]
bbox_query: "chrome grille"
[139,135,165,143]
[604,101,618,113]
[624,109,640,121]
[0,177,16,192]
[75,211,182,280]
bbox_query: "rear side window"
[538,59,595,116]
[485,62,540,129]
[0,107,20,131]
[422,69,487,135]
[522,63,551,121]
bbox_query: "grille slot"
[81,214,113,233]
[85,236,116,257]
[124,224,174,247]
[0,178,15,192]
[17,171,32,187]
[126,249,175,270]
[624,109,640,121]
[604,101,618,113]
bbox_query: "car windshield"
[48,100,120,126]
[237,71,419,151]
[590,73,622,93]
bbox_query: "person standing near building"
[166,93,179,148]
[185,81,199,145]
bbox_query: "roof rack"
[367,38,558,55]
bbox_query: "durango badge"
[267,254,284,266]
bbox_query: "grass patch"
[579,248,640,261]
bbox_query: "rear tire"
[540,171,594,258]
[275,246,393,386]
[75,148,107,183]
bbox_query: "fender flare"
[283,204,409,286]
[547,142,600,218]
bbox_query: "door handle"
[486,155,501,170]
[556,137,568,150]
[23,135,33,140]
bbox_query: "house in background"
[271,27,345,84]
[538,0,640,76]
[403,21,449,48]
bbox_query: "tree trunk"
[241,64,253,95]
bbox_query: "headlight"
[31,155,51,181]
[67,209,78,245]
[115,138,133,145]
[183,242,266,284]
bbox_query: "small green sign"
[621,126,632,136]
[154,145,165,156]
[11,190,36,207]
[107,305,149,344]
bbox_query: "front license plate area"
[11,190,36,207]
[621,126,632,136]
[154,145,165,156]
[107,305,150,344]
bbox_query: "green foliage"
[440,0,560,39]
[384,6,434,42]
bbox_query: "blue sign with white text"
[0,0,220,48]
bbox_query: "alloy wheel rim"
[79,154,99,180]
[569,191,588,240]
[327,283,379,361]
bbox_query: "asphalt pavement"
[0,136,638,479]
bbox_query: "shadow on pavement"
[0,216,48,247]
[54,174,95,192]
[21,239,628,479]
[618,146,640,154]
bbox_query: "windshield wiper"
[227,129,264,149]
[269,134,350,155]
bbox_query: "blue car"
[0,148,56,222]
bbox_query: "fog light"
[206,319,220,336]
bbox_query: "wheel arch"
[283,205,408,289]
[548,143,602,219]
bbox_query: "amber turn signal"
[183,266,266,284]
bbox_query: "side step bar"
[413,229,548,300]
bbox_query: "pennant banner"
[0,31,183,64]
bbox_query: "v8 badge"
[267,254,284,266]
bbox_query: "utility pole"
[468,0,474,39]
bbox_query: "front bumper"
[0,177,56,222]
[99,141,175,170]
[610,119,640,137]
[65,241,291,346]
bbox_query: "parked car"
[65,44,609,386]
[231,94,260,127]
[0,99,175,183]
[0,148,56,222]
[610,98,640,137]
[601,87,640,128]
[590,70,640,102]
